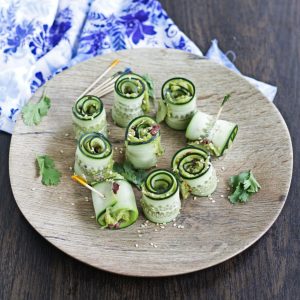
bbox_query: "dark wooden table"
[1,0,299,299]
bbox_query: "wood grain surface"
[8,48,292,277]
[1,0,299,298]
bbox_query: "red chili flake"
[112,182,120,194]
[114,223,120,229]
[150,124,160,136]
[202,138,210,145]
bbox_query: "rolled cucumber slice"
[74,132,113,184]
[186,110,238,157]
[141,169,181,223]
[72,95,107,140]
[161,77,196,130]
[92,180,138,229]
[125,116,164,169]
[171,146,217,198]
[112,73,151,128]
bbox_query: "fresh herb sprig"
[228,170,261,204]
[113,161,148,190]
[36,155,61,186]
[22,87,51,126]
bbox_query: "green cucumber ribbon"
[72,95,107,139]
[159,77,196,130]
[112,72,152,128]
[74,132,113,184]
[124,115,163,169]
[171,146,217,198]
[141,169,181,223]
[186,110,238,157]
[92,180,138,229]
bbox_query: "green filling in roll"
[125,115,164,169]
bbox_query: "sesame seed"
[69,166,73,171]
[31,188,36,191]
[114,147,118,150]
[181,225,184,229]
[227,187,230,191]
[209,197,213,200]
[65,133,69,137]
[138,234,142,238]
[173,223,177,227]
[146,220,149,224]
[135,244,139,248]
[71,203,75,206]
[60,150,64,154]
[90,215,95,219]
[220,195,224,198]
[58,196,62,200]
[193,196,196,200]
[172,219,176,222]
[160,225,165,229]
[150,242,154,246]
[212,200,216,203]
[154,244,158,248]
[154,229,158,232]
[221,167,225,171]
[137,230,141,233]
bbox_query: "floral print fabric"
[0,0,276,133]
[0,0,201,133]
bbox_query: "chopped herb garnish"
[36,155,61,186]
[228,170,261,204]
[22,87,51,126]
[113,161,148,190]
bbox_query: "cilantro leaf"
[36,155,61,186]
[22,89,51,126]
[113,161,148,190]
[228,170,261,204]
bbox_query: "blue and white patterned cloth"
[0,0,277,133]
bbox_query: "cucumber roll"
[186,111,238,157]
[72,95,107,140]
[74,132,113,184]
[141,169,181,223]
[112,73,151,128]
[161,77,196,130]
[125,116,163,169]
[92,180,138,229]
[171,146,217,198]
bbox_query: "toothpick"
[215,94,231,121]
[71,175,106,199]
[77,59,120,100]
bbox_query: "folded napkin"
[0,0,276,133]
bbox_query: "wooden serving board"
[9,49,293,277]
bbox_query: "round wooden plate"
[9,49,293,277]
